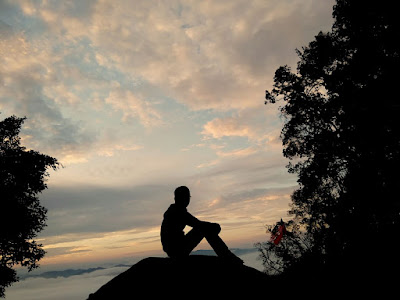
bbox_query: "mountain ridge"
[19,267,107,280]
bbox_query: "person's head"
[174,186,191,208]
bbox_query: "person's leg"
[201,222,243,264]
[183,227,205,255]
[200,222,229,257]
[183,223,228,256]
[183,223,243,264]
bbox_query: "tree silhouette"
[261,0,400,283]
[0,115,59,297]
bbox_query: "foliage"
[259,0,400,279]
[255,219,311,275]
[0,115,59,297]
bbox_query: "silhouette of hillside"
[87,255,271,298]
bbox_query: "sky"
[1,0,335,273]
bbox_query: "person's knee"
[207,223,221,234]
[213,223,221,234]
[201,222,221,235]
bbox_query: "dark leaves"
[0,114,59,297]
[260,0,400,281]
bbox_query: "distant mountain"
[191,247,258,257]
[19,267,106,280]
[190,249,217,256]
[232,247,259,256]
[113,264,132,268]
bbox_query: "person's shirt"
[160,204,200,250]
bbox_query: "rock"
[87,255,272,299]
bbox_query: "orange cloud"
[202,116,254,140]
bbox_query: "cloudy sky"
[1,0,335,271]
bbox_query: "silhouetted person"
[161,186,243,264]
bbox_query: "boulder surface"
[87,255,272,299]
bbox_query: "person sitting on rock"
[161,186,243,264]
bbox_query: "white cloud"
[202,116,255,140]
[1,0,334,166]
[216,146,259,158]
[96,143,143,157]
[201,107,284,154]
[105,87,163,127]
[0,20,98,164]
[15,0,334,112]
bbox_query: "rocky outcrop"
[88,255,272,299]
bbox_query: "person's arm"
[185,211,202,228]
[185,211,220,232]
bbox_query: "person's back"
[161,203,199,256]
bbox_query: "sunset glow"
[0,0,335,267]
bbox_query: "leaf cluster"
[0,115,59,297]
[260,0,400,280]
